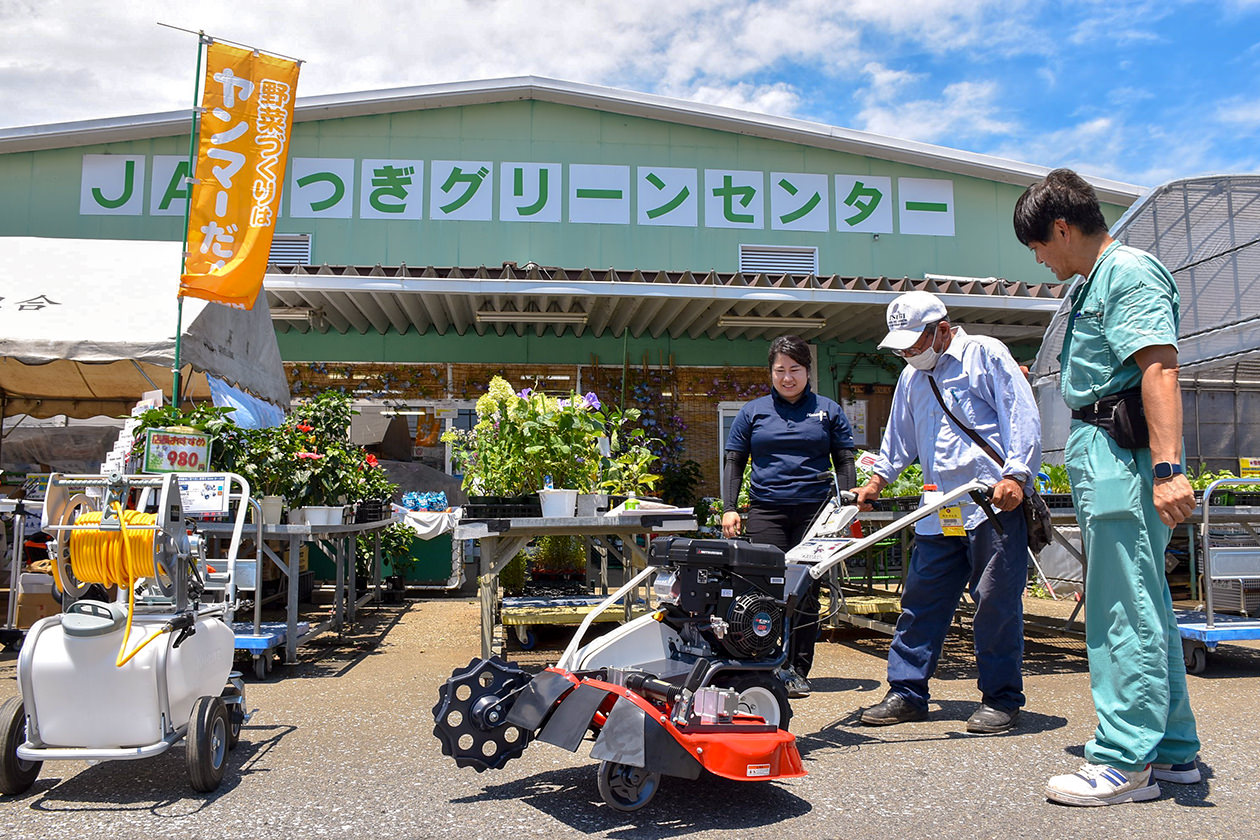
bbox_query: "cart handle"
[807,481,993,580]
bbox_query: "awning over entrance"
[265,264,1066,345]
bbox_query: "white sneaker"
[1045,763,1160,806]
[1152,760,1201,784]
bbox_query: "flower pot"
[576,493,608,517]
[538,488,578,518]
[356,499,388,523]
[260,495,285,525]
[300,505,344,526]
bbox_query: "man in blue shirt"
[854,291,1041,734]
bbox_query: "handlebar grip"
[968,487,1004,535]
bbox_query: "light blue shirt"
[873,328,1042,535]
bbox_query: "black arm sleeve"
[832,447,857,492]
[722,450,748,512]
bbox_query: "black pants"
[746,499,827,676]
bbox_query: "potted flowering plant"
[285,391,360,523]
[235,425,304,524]
[352,452,399,523]
[444,376,604,500]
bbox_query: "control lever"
[968,486,1004,535]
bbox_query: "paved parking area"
[2,596,1259,839]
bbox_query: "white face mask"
[903,329,942,370]
[904,346,940,370]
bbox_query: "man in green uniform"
[1014,169,1200,806]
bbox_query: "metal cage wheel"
[0,696,41,796]
[186,696,229,792]
[713,672,793,730]
[597,760,661,812]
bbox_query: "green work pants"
[1066,422,1199,772]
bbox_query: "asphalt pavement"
[2,594,1259,840]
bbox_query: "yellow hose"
[68,503,172,667]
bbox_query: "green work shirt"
[1059,241,1180,410]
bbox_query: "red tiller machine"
[433,482,995,810]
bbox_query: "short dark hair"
[768,335,811,371]
[1013,168,1109,245]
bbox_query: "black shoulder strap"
[925,375,1005,469]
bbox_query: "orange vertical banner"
[180,42,300,309]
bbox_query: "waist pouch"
[1071,387,1149,449]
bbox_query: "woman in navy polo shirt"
[721,335,857,696]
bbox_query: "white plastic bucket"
[538,488,578,518]
[301,505,344,525]
[260,495,285,525]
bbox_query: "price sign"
[143,428,213,474]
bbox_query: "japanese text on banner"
[180,42,299,309]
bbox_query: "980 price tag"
[143,428,213,474]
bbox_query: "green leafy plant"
[444,376,607,495]
[235,425,303,498]
[355,521,416,581]
[128,403,248,471]
[1186,464,1239,491]
[532,535,586,574]
[1041,463,1072,494]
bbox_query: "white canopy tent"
[0,237,290,420]
[1031,175,1260,466]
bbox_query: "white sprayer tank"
[22,602,234,749]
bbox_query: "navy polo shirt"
[725,385,855,505]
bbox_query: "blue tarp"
[208,374,286,429]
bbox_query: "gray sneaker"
[1152,760,1201,784]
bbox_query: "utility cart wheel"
[1183,639,1208,675]
[221,686,244,750]
[513,625,537,650]
[597,760,660,812]
[187,696,229,792]
[0,696,41,796]
[714,672,793,730]
[253,652,274,681]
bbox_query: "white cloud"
[854,66,1015,144]
[1216,98,1260,127]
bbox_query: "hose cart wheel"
[186,696,229,792]
[0,696,41,795]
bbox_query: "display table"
[198,517,395,666]
[455,510,697,658]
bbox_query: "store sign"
[1240,457,1260,478]
[80,154,958,237]
[143,429,213,474]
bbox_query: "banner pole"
[172,32,209,407]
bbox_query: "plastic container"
[25,611,235,749]
[538,488,578,517]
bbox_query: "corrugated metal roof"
[265,263,1065,345]
[0,75,1143,204]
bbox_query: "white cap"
[878,291,948,350]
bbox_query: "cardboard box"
[17,573,60,629]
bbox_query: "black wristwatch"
[1153,462,1184,480]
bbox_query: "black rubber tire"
[0,696,41,796]
[1187,644,1207,675]
[714,672,793,731]
[597,760,661,812]
[186,696,229,792]
[254,655,268,681]
[220,688,243,750]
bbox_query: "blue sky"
[2,0,1258,188]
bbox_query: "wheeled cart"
[1177,477,1260,673]
[0,471,256,795]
